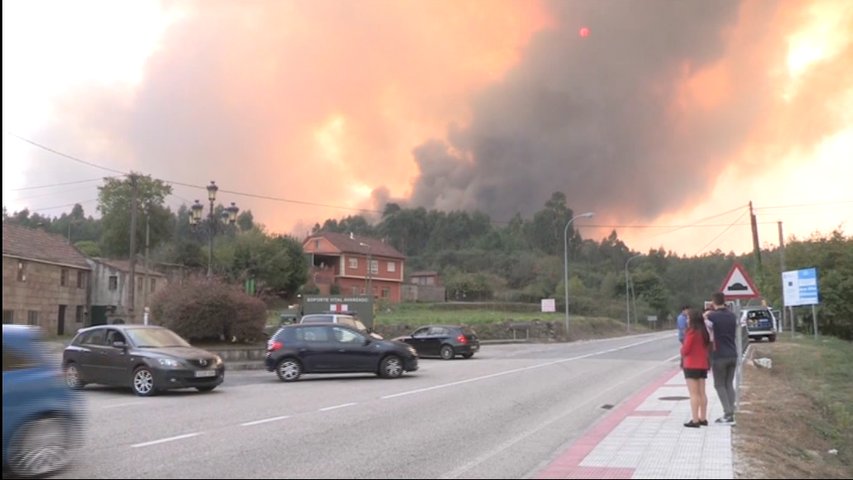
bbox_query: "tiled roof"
[2,223,90,269]
[309,232,406,259]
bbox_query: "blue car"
[3,325,84,478]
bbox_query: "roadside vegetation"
[735,336,853,478]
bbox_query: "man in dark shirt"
[706,292,738,424]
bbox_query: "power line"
[694,210,749,256]
[10,176,112,191]
[7,132,129,176]
[9,133,380,214]
[754,200,853,211]
[167,179,384,214]
[29,199,99,213]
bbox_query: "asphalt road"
[57,331,680,479]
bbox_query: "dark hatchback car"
[62,325,225,396]
[265,324,418,381]
[395,325,480,359]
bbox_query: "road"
[58,332,679,479]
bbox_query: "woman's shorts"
[683,368,708,379]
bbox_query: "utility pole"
[143,212,150,324]
[749,201,762,271]
[128,174,138,323]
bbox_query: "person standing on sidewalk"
[681,308,711,427]
[705,292,738,424]
[677,305,690,344]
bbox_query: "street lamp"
[189,181,239,278]
[358,241,373,299]
[625,254,643,332]
[563,212,594,338]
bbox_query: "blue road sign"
[782,268,819,306]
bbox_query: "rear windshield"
[746,310,771,320]
[461,327,477,336]
[301,315,333,324]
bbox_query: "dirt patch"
[733,342,851,479]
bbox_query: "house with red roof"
[302,232,406,303]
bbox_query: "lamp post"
[563,212,594,338]
[359,242,373,299]
[625,254,643,332]
[190,181,239,279]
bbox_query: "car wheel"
[462,353,474,359]
[768,335,776,343]
[64,362,86,390]
[276,358,302,382]
[440,345,455,360]
[132,367,157,396]
[7,415,72,478]
[196,386,217,393]
[379,355,403,378]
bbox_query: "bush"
[150,277,267,342]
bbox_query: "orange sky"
[2,0,851,256]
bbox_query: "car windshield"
[125,328,191,348]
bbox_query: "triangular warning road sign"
[720,262,761,299]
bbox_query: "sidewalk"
[536,368,734,479]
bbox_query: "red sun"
[579,27,590,38]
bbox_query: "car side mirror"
[112,341,127,349]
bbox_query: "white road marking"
[382,336,668,400]
[319,402,357,411]
[130,432,201,448]
[241,415,291,426]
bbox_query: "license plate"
[195,370,216,378]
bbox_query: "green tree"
[74,240,102,257]
[97,174,173,257]
[219,229,308,300]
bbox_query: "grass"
[371,303,651,340]
[775,336,853,460]
[739,335,853,478]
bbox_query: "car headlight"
[407,346,417,356]
[214,355,224,366]
[157,358,181,368]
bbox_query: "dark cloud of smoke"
[409,0,772,222]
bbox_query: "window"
[75,306,84,323]
[3,310,13,324]
[298,326,329,343]
[80,330,106,346]
[349,258,358,269]
[369,260,379,275]
[17,261,26,281]
[77,271,86,289]
[382,287,390,298]
[387,261,396,272]
[332,326,362,344]
[150,278,156,292]
[61,269,68,287]
[138,277,143,292]
[412,327,430,338]
[109,276,118,291]
[27,311,39,326]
